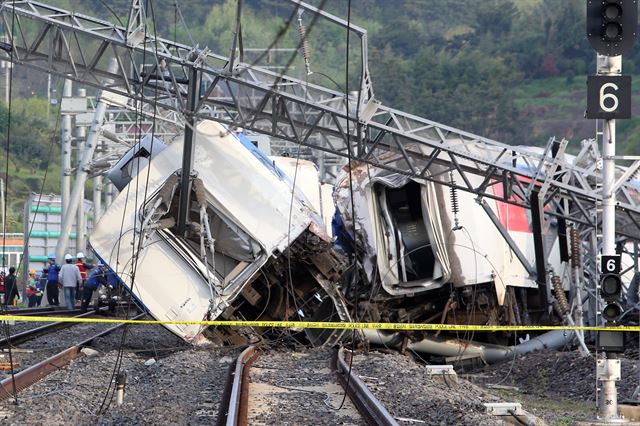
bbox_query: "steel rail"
[223,345,258,426]
[335,347,398,426]
[1,308,81,317]
[1,307,58,315]
[0,312,145,401]
[0,309,106,347]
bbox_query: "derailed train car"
[333,147,581,363]
[90,120,351,346]
[92,121,618,362]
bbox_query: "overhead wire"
[0,82,76,378]
[97,0,161,413]
[202,0,326,138]
[244,2,301,70]
[174,0,197,49]
[1,0,18,406]
[329,0,359,412]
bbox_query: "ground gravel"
[352,350,514,425]
[0,325,627,426]
[0,321,124,380]
[0,324,240,425]
[248,347,365,425]
[467,347,640,424]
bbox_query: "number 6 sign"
[587,75,631,119]
[601,255,621,274]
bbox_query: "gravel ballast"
[0,324,239,425]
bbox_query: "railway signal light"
[600,272,623,323]
[587,0,638,56]
[598,272,626,352]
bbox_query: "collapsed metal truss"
[1,0,640,239]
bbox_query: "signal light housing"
[602,301,623,322]
[600,273,623,301]
[600,272,623,324]
[597,329,625,352]
[587,0,638,56]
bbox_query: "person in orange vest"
[75,252,94,307]
[26,268,40,308]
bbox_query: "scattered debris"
[80,348,99,357]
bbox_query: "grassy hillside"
[514,76,640,153]
[1,0,637,232]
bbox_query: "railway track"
[0,309,105,347]
[219,347,397,426]
[0,306,80,316]
[0,311,144,401]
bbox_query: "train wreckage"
[90,119,615,364]
[4,0,639,367]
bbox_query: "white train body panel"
[91,121,321,341]
[335,158,559,305]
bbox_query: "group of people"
[3,252,118,313]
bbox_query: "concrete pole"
[56,58,117,261]
[2,35,10,106]
[61,79,73,216]
[75,88,87,256]
[46,74,51,120]
[597,54,624,422]
[93,139,104,223]
[105,182,114,208]
[93,174,103,224]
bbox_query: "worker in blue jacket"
[43,253,60,306]
[81,263,107,313]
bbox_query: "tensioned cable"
[274,0,332,346]
[0,80,66,399]
[97,0,161,413]
[331,0,359,412]
[244,2,301,70]
[1,0,19,406]
[174,0,196,49]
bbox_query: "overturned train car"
[333,147,586,363]
[90,120,351,346]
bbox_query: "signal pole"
[586,1,637,422]
[598,54,623,422]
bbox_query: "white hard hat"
[64,253,72,261]
[76,252,85,259]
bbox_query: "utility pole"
[104,182,113,209]
[46,74,51,120]
[60,79,72,216]
[75,88,87,255]
[586,1,637,422]
[0,35,10,105]
[56,58,118,261]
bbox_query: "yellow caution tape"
[0,315,638,332]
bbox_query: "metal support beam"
[177,66,200,236]
[3,0,640,239]
[93,174,102,223]
[93,140,104,223]
[530,189,548,308]
[104,182,114,209]
[478,198,536,277]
